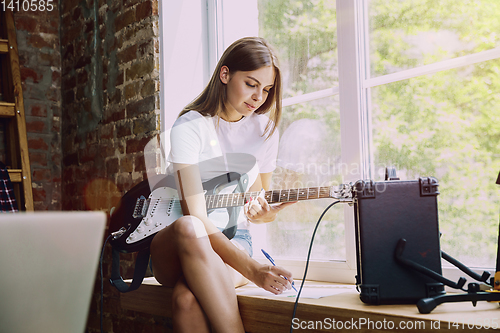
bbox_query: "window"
[216,0,349,281]
[159,0,500,282]
[365,0,500,269]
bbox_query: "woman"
[150,37,296,333]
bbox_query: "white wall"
[159,0,209,129]
[160,0,259,129]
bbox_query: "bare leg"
[171,277,210,333]
[150,216,245,333]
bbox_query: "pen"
[261,249,298,292]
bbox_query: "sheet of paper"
[236,284,356,299]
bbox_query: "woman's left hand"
[244,189,297,223]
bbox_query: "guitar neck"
[205,187,332,210]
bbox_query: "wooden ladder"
[0,9,33,211]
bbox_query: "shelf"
[0,9,33,211]
[0,39,8,53]
[7,169,22,183]
[0,102,16,117]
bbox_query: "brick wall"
[59,0,161,212]
[58,0,166,331]
[13,7,62,210]
[13,0,167,331]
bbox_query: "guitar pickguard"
[126,187,183,244]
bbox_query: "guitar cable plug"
[331,183,354,204]
[111,227,127,240]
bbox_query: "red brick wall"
[14,0,167,331]
[58,0,165,331]
[14,7,62,210]
[59,0,160,213]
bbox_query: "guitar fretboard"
[205,187,332,209]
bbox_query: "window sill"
[121,278,500,332]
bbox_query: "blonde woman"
[150,37,296,333]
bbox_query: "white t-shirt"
[167,110,279,229]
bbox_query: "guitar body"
[109,172,247,253]
[109,157,344,254]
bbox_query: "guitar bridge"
[133,195,149,218]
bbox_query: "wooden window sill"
[121,278,500,332]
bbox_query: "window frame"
[353,0,499,282]
[159,0,498,284]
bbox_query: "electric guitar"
[109,172,351,253]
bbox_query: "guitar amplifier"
[353,177,446,304]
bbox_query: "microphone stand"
[413,170,500,314]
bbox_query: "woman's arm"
[173,162,219,236]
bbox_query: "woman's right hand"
[252,264,294,295]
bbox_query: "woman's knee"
[169,216,213,258]
[172,216,208,240]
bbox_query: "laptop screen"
[0,211,106,333]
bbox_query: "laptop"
[0,211,106,333]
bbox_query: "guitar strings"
[143,187,333,211]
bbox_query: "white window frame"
[256,0,367,283]
[159,0,499,284]
[350,0,499,284]
[206,0,224,80]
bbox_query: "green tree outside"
[258,0,500,267]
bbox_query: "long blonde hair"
[180,37,282,139]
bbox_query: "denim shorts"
[218,228,253,257]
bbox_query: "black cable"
[100,234,113,333]
[290,200,341,333]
